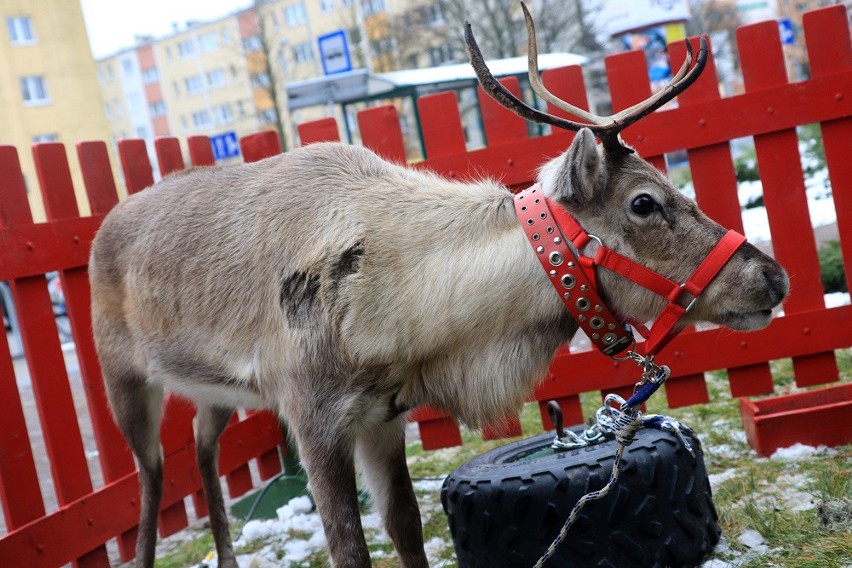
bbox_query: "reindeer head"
[466,4,788,334]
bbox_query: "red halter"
[516,183,746,358]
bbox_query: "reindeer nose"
[762,266,789,306]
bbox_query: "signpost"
[210,131,240,160]
[318,30,352,75]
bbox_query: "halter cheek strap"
[516,183,746,358]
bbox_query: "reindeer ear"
[538,128,605,204]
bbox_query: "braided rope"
[533,409,642,568]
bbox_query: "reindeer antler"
[464,2,709,155]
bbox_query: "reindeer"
[89,5,788,567]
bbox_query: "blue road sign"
[210,131,240,160]
[318,30,352,75]
[779,18,795,45]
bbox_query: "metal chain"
[534,353,670,568]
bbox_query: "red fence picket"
[0,6,850,566]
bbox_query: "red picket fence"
[0,5,850,566]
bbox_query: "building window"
[184,75,204,94]
[258,108,277,124]
[292,42,314,64]
[221,27,232,45]
[104,101,112,118]
[213,103,234,124]
[242,34,262,52]
[178,38,196,58]
[121,59,135,75]
[192,110,212,129]
[284,3,307,26]
[136,126,148,139]
[32,133,58,143]
[199,31,219,52]
[370,37,393,55]
[20,75,49,105]
[363,0,386,16]
[236,100,245,116]
[429,44,453,66]
[421,4,444,26]
[166,46,173,61]
[128,92,143,113]
[112,98,122,117]
[141,66,159,84]
[180,115,188,130]
[149,101,167,117]
[251,72,271,88]
[341,0,353,6]
[6,16,35,45]
[206,68,226,88]
[320,0,335,12]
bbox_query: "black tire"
[441,426,720,568]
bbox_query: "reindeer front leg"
[292,411,372,567]
[357,415,428,568]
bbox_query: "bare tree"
[243,0,289,151]
[391,0,602,70]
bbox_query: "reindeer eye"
[630,194,657,217]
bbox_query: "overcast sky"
[80,0,252,59]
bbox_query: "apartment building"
[1,0,115,221]
[96,0,401,163]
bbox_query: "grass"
[152,349,852,567]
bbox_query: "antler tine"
[521,2,604,126]
[608,37,709,130]
[464,20,593,133]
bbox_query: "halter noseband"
[516,183,746,358]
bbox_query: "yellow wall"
[0,0,116,221]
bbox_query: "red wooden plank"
[298,117,341,145]
[669,37,772,397]
[418,418,462,451]
[0,146,34,226]
[739,20,838,389]
[245,411,282,480]
[0,147,47,529]
[0,216,102,280]
[358,105,407,164]
[664,373,710,408]
[187,135,215,166]
[605,48,666,172]
[417,92,466,159]
[478,77,528,146]
[155,137,184,177]
[31,143,111,567]
[0,411,281,567]
[117,139,154,194]
[10,280,92,503]
[157,394,195,536]
[222,414,253,499]
[805,5,852,295]
[240,130,281,163]
[77,142,119,215]
[540,65,587,147]
[0,326,45,530]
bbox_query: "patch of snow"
[738,528,766,551]
[706,444,741,459]
[708,468,739,492]
[413,478,445,492]
[825,292,851,308]
[770,443,824,461]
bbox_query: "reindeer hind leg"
[104,370,165,568]
[194,405,237,568]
